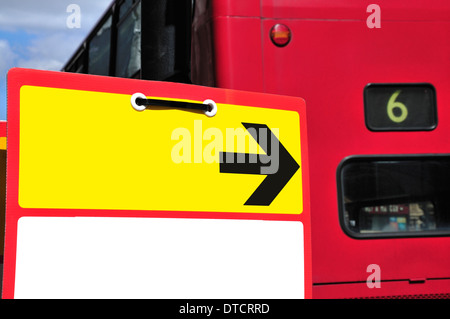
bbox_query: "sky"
[0,0,113,120]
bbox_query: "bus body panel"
[260,0,450,21]
[261,14,450,296]
[212,1,450,297]
[212,16,264,92]
[213,0,260,17]
[313,278,450,299]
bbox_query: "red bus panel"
[211,0,450,298]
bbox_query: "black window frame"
[337,154,450,239]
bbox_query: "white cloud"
[0,39,17,75]
[0,0,113,33]
[17,32,85,71]
[18,57,63,71]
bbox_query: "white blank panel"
[15,217,304,298]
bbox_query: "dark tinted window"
[119,0,134,19]
[115,2,141,78]
[63,0,192,83]
[88,15,112,75]
[338,156,450,238]
[140,0,191,82]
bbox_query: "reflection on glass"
[116,2,141,78]
[340,157,450,238]
[119,0,134,19]
[356,201,436,233]
[88,17,112,75]
[88,16,112,76]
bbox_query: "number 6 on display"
[387,90,408,123]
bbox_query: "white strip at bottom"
[14,217,304,299]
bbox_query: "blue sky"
[0,0,113,120]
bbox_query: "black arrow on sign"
[219,123,300,206]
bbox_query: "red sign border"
[3,68,311,299]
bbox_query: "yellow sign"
[0,137,6,150]
[19,85,303,214]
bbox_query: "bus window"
[115,1,141,78]
[338,156,450,238]
[88,15,112,76]
[140,0,191,82]
[65,47,87,74]
[62,0,192,83]
[119,0,134,20]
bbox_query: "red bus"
[3,0,450,299]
